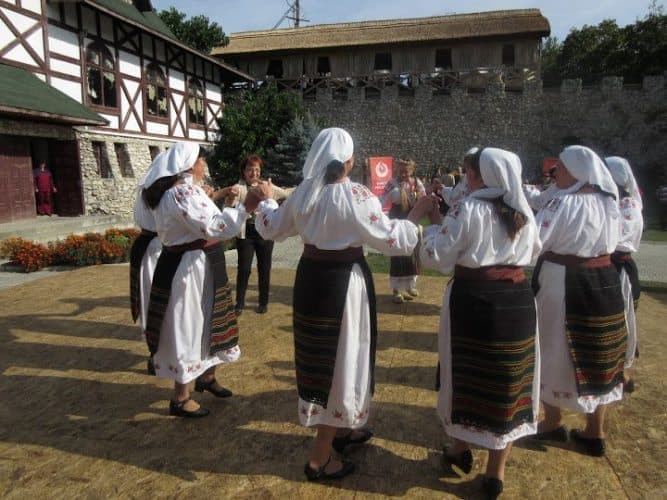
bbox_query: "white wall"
[50,77,82,103]
[48,26,80,59]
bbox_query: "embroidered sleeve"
[617,199,643,252]
[172,184,248,240]
[419,203,466,273]
[352,189,418,256]
[536,195,567,251]
[254,197,298,241]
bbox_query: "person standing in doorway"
[34,161,57,216]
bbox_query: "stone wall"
[304,75,667,211]
[77,133,173,217]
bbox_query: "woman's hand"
[407,195,439,224]
[243,181,272,213]
[254,179,273,201]
[201,184,215,198]
[211,185,239,202]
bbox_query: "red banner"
[369,157,393,212]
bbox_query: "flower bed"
[0,228,140,273]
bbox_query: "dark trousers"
[235,231,274,308]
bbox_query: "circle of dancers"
[129,129,642,499]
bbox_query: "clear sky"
[152,0,663,41]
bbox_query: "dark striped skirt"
[293,248,376,408]
[564,263,627,396]
[144,240,238,357]
[448,275,537,434]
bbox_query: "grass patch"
[642,229,667,242]
[365,252,447,277]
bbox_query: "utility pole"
[273,0,309,29]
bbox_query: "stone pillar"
[601,76,623,96]
[561,78,582,95]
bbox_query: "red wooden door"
[0,135,35,222]
[49,139,84,216]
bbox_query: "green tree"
[559,19,626,84]
[265,112,322,186]
[540,36,562,87]
[158,7,228,53]
[210,84,303,185]
[541,5,667,85]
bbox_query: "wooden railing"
[251,66,540,98]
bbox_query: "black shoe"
[147,358,156,376]
[169,398,210,418]
[624,378,636,393]
[482,477,504,499]
[304,456,355,481]
[332,429,374,453]
[531,425,569,443]
[255,304,268,314]
[570,429,606,457]
[442,447,473,475]
[234,304,243,316]
[194,377,233,398]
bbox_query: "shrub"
[0,237,27,259]
[1,237,51,272]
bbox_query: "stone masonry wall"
[305,76,667,211]
[77,133,173,218]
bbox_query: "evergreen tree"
[210,84,303,185]
[265,112,322,186]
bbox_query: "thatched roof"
[212,9,550,56]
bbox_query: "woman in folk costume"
[438,148,477,208]
[129,153,164,375]
[605,156,643,392]
[380,158,426,303]
[532,146,627,457]
[416,148,541,499]
[142,142,260,418]
[254,128,419,481]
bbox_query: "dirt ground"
[0,265,665,499]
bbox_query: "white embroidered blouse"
[254,178,419,254]
[154,181,248,246]
[419,196,541,274]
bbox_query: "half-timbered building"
[0,0,252,223]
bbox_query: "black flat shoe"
[482,477,504,499]
[442,447,473,475]
[531,425,569,443]
[234,305,243,317]
[147,358,156,376]
[570,429,606,457]
[194,377,233,398]
[169,398,210,418]
[304,456,355,481]
[332,429,373,453]
[255,304,268,314]
[624,378,636,393]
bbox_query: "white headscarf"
[141,142,200,189]
[465,146,480,157]
[559,146,618,199]
[471,148,534,221]
[290,127,354,216]
[605,156,642,208]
